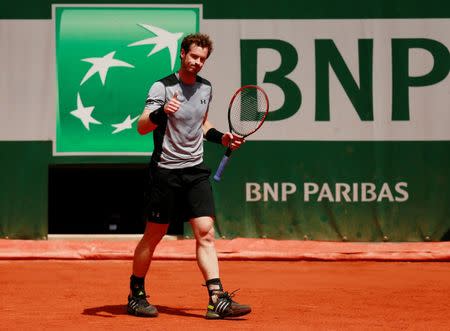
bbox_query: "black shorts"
[145,162,215,224]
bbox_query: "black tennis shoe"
[205,289,251,319]
[127,291,158,317]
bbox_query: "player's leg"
[128,166,177,317]
[128,221,168,317]
[132,221,169,278]
[186,163,251,319]
[189,216,219,280]
[189,217,251,319]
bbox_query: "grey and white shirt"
[145,73,212,169]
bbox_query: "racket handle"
[213,148,232,182]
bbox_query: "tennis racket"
[213,85,269,181]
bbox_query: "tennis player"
[127,33,251,319]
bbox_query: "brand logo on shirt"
[54,6,199,155]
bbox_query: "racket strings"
[229,88,268,137]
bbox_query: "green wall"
[1,0,450,19]
[4,141,448,240]
[0,142,51,239]
[0,141,151,239]
[205,141,450,241]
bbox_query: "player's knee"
[197,226,215,246]
[142,229,166,246]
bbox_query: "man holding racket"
[127,33,250,319]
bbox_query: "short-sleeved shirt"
[145,73,212,169]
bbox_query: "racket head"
[227,85,269,137]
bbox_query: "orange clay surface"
[1,260,449,330]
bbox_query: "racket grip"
[213,148,232,182]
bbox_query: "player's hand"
[222,132,245,151]
[164,91,181,115]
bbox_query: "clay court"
[1,239,450,330]
[1,1,450,330]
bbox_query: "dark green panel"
[202,141,450,241]
[0,141,51,239]
[1,0,450,19]
[2,140,449,241]
[0,141,150,239]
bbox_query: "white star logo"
[111,115,139,134]
[80,51,134,85]
[128,24,183,70]
[70,93,102,130]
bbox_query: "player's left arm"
[202,116,244,151]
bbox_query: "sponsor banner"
[2,16,449,144]
[54,6,199,154]
[203,19,450,141]
[204,141,450,241]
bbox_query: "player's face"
[180,44,209,75]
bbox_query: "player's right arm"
[137,82,181,135]
[137,108,157,135]
[137,81,166,135]
[137,81,165,135]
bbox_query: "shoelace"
[217,289,240,302]
[134,295,151,306]
[139,295,150,307]
[202,284,241,303]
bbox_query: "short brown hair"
[181,33,213,58]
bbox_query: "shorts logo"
[54,6,199,155]
[201,99,207,104]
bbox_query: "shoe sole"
[205,309,251,319]
[127,306,159,317]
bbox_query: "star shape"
[128,24,183,70]
[80,51,134,85]
[111,115,139,134]
[70,93,102,130]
